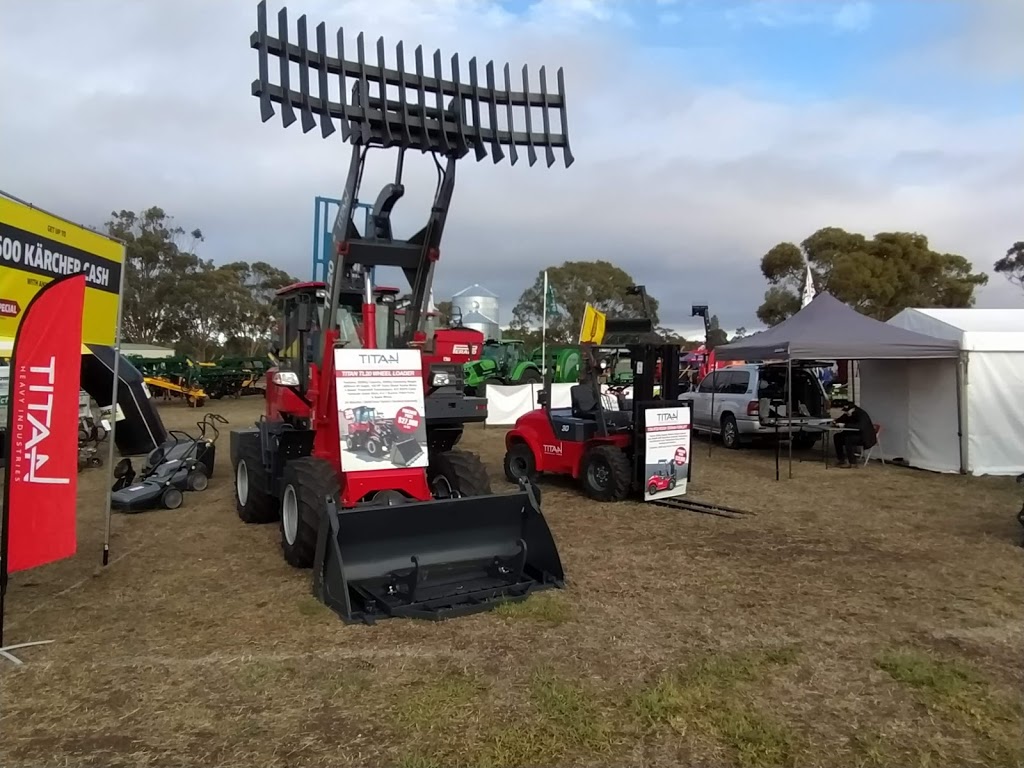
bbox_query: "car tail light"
[746,400,759,416]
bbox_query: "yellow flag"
[578,303,607,344]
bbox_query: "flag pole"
[101,244,128,566]
[541,270,548,376]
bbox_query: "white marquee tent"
[858,308,1024,476]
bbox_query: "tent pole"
[787,357,793,479]
[708,379,716,458]
[101,245,128,567]
[956,351,969,475]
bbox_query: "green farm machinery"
[127,355,272,405]
[464,341,582,394]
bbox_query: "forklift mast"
[251,0,573,347]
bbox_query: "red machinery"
[504,342,681,501]
[230,2,574,624]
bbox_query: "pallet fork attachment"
[251,0,573,339]
[312,480,564,624]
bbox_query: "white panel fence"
[484,383,634,426]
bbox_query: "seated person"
[833,402,876,468]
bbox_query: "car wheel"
[721,414,741,450]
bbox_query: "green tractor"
[530,345,583,384]
[464,340,543,394]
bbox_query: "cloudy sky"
[1,0,1021,338]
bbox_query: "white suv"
[683,363,832,449]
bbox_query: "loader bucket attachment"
[390,436,424,467]
[250,0,573,167]
[312,489,565,624]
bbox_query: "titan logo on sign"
[542,444,563,455]
[358,352,400,365]
[657,412,679,422]
[13,356,70,485]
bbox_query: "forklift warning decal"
[0,196,124,346]
[334,348,429,472]
[643,405,692,502]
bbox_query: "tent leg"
[787,358,793,479]
[956,352,969,475]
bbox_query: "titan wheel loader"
[231,2,573,624]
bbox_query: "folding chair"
[861,424,885,465]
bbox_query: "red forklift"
[230,2,574,623]
[504,332,749,518]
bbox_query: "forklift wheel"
[668,478,676,490]
[504,442,538,484]
[581,446,632,502]
[187,469,209,492]
[647,483,658,495]
[161,487,184,510]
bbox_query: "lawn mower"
[111,414,227,513]
[231,2,570,625]
[504,340,751,518]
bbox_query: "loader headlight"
[431,371,451,387]
[272,371,301,387]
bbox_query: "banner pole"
[541,270,548,376]
[101,245,128,567]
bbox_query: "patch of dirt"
[1,398,1023,767]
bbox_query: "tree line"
[107,207,297,359]
[110,205,1018,358]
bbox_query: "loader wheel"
[279,457,340,569]
[503,441,538,484]
[428,449,492,499]
[581,445,631,502]
[365,438,382,458]
[234,442,277,524]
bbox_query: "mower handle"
[198,413,229,442]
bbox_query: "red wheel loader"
[231,2,573,624]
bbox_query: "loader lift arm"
[235,2,573,625]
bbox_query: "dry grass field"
[1,397,1022,768]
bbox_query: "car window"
[696,372,718,393]
[724,370,750,395]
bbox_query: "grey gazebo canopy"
[716,293,960,361]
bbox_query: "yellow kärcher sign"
[0,195,123,346]
[578,303,607,345]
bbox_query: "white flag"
[801,263,816,308]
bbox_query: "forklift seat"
[570,384,632,430]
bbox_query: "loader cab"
[274,281,399,366]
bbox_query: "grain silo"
[451,284,501,341]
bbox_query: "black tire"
[234,441,277,524]
[187,469,209,492]
[721,414,741,450]
[647,483,658,496]
[427,449,492,498]
[162,487,184,510]
[279,457,340,569]
[503,441,538,484]
[668,478,676,490]
[365,437,382,458]
[581,445,632,502]
[518,368,542,384]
